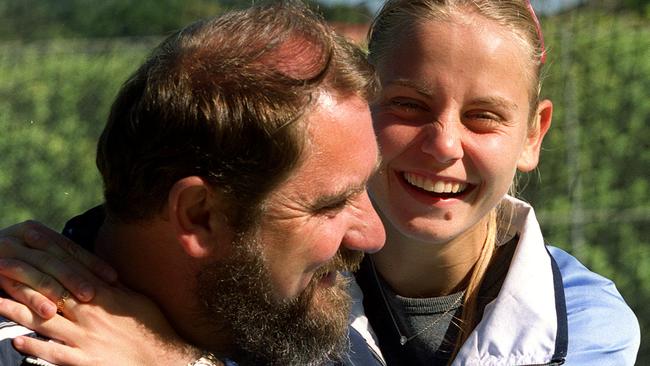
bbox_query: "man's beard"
[196,230,364,366]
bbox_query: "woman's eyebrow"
[470,96,519,111]
[386,78,435,98]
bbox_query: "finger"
[0,258,69,302]
[55,289,81,320]
[0,297,77,345]
[21,221,118,284]
[0,275,80,322]
[0,220,38,237]
[14,336,89,366]
[0,237,95,302]
[0,276,57,319]
[0,296,46,329]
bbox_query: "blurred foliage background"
[0,0,648,363]
[522,3,649,362]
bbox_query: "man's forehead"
[312,150,381,197]
[286,143,380,210]
[267,92,379,206]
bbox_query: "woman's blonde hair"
[367,0,546,360]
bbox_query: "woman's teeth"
[403,172,467,194]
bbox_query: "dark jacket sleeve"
[335,326,384,366]
[0,317,33,365]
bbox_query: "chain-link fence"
[525,7,649,363]
[1,3,649,364]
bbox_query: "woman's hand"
[0,220,117,318]
[0,283,201,365]
[0,221,205,365]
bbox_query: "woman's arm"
[0,221,216,366]
[0,220,117,318]
[0,282,204,365]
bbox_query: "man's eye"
[316,199,348,216]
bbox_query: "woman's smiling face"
[369,12,551,245]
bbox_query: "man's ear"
[167,176,232,259]
[517,99,553,172]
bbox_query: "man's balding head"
[97,1,377,229]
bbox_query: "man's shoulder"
[0,315,36,365]
[547,246,640,365]
[62,205,105,249]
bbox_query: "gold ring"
[56,290,71,314]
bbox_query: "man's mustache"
[312,248,364,281]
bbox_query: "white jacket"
[349,196,640,365]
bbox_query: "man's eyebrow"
[309,152,382,210]
[309,189,357,210]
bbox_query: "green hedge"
[0,40,152,229]
[522,11,650,362]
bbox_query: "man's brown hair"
[97,1,376,228]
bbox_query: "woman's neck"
[371,216,489,298]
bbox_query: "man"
[0,2,384,365]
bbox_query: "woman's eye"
[465,110,506,125]
[381,98,430,122]
[466,111,500,121]
[391,98,423,111]
[463,111,506,132]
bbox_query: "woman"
[351,2,639,365]
[0,0,640,365]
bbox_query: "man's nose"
[341,192,385,254]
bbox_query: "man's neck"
[94,219,233,354]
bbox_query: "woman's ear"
[167,176,233,260]
[517,99,553,172]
